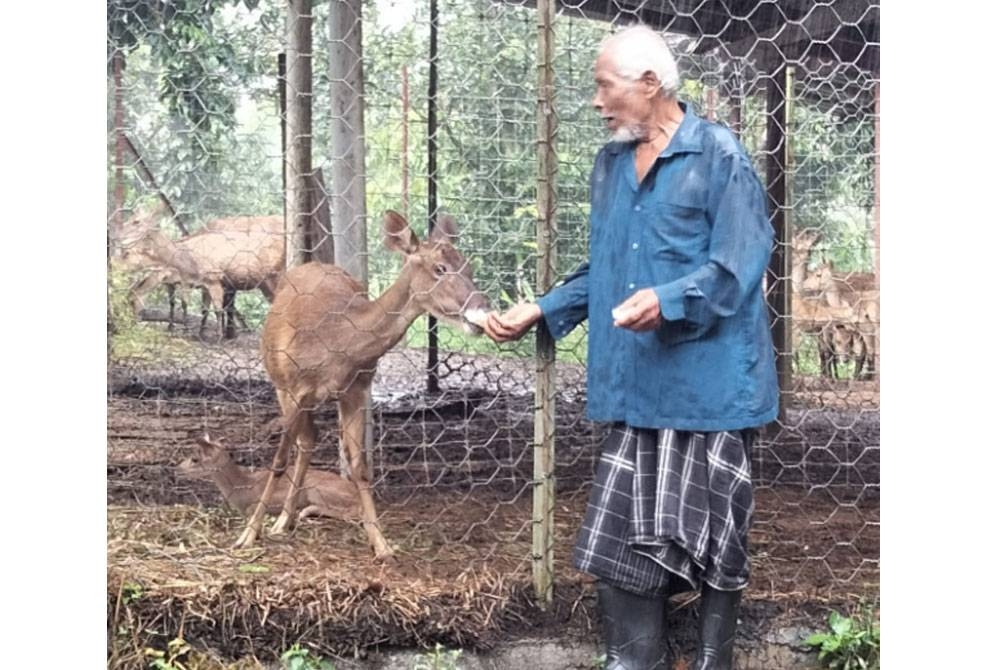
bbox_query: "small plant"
[144,636,191,670]
[413,642,463,670]
[122,581,144,605]
[804,601,880,670]
[281,643,336,670]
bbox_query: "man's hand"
[484,303,543,342]
[612,288,662,331]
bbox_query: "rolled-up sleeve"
[653,154,773,330]
[535,262,590,340]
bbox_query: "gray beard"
[611,124,644,143]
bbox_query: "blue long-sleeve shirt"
[535,102,779,431]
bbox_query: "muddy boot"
[597,581,670,670]
[692,585,742,670]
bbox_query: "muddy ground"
[107,327,878,665]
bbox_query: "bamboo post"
[402,65,410,220]
[113,50,126,229]
[285,0,312,270]
[532,0,557,607]
[765,62,791,424]
[329,0,368,283]
[329,0,373,478]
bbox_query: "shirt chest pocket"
[649,199,709,259]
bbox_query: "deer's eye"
[434,263,448,276]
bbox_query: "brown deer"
[112,204,285,337]
[790,230,879,380]
[178,434,361,522]
[232,210,489,559]
[806,260,879,380]
[818,323,869,379]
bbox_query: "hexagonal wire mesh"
[107,0,878,658]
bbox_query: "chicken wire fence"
[107,0,878,638]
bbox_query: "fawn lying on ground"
[178,434,361,522]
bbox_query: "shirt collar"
[605,100,704,156]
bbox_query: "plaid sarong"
[573,425,756,595]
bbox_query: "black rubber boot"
[597,581,670,670]
[692,585,742,670]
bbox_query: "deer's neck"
[207,459,257,497]
[349,262,426,362]
[146,233,201,279]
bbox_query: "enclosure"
[107,0,879,667]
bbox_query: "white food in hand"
[612,306,632,321]
[463,308,489,328]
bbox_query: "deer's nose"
[463,291,490,312]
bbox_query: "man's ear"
[640,70,661,99]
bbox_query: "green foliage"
[109,0,876,332]
[280,644,337,670]
[145,636,192,670]
[109,265,195,362]
[804,602,880,670]
[412,643,463,670]
[122,581,144,605]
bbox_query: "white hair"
[600,24,680,97]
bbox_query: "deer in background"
[111,204,285,338]
[178,434,361,522]
[805,259,879,380]
[791,230,879,380]
[232,210,489,560]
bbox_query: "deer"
[111,204,285,338]
[232,210,489,560]
[790,230,878,380]
[818,322,869,379]
[178,434,362,522]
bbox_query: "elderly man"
[484,24,778,670]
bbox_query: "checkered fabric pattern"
[573,425,756,595]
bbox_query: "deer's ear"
[383,210,420,254]
[196,434,218,453]
[428,213,459,246]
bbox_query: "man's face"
[592,50,652,142]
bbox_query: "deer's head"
[383,210,490,336]
[111,201,169,260]
[177,434,232,480]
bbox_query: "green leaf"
[830,612,853,637]
[238,563,270,573]
[804,633,829,647]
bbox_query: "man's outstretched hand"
[484,303,543,342]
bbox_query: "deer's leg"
[271,410,317,534]
[167,283,177,331]
[817,331,831,378]
[233,404,302,549]
[341,386,393,560]
[223,286,237,340]
[179,289,189,328]
[259,279,277,303]
[128,273,159,318]
[200,284,226,340]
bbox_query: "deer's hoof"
[269,512,295,535]
[373,546,397,563]
[232,527,259,549]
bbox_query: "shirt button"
[628,282,635,290]
[634,205,641,212]
[632,242,639,250]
